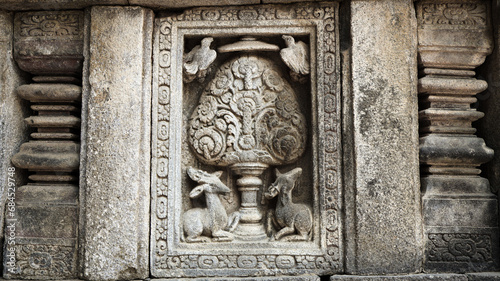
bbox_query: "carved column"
[416,0,499,272]
[5,11,83,278]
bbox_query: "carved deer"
[264,167,313,241]
[182,167,240,242]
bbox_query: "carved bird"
[280,35,310,76]
[184,37,217,80]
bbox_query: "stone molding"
[416,0,499,273]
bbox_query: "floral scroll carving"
[18,11,83,37]
[189,55,307,166]
[418,2,487,28]
[428,233,493,262]
[152,2,341,277]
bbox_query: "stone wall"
[0,0,498,280]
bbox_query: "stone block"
[13,11,84,76]
[0,11,29,243]
[466,272,500,281]
[161,276,320,281]
[346,0,422,274]
[0,0,127,10]
[330,274,467,281]
[81,6,153,281]
[3,184,78,278]
[129,0,259,8]
[416,0,492,69]
[151,2,341,278]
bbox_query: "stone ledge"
[3,274,500,281]
[0,0,331,11]
[466,272,500,280]
[330,274,467,281]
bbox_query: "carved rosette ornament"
[189,55,307,239]
[416,0,499,272]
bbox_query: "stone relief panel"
[151,2,340,278]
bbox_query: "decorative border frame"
[151,2,341,277]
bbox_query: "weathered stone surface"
[81,6,153,280]
[15,185,78,238]
[129,0,259,8]
[416,0,499,273]
[0,0,127,10]
[161,276,320,281]
[3,184,78,278]
[330,274,467,281]
[262,0,323,3]
[346,0,422,274]
[16,84,81,102]
[0,11,29,243]
[13,11,84,76]
[11,141,80,171]
[422,177,498,227]
[0,0,264,10]
[416,0,492,69]
[151,2,341,278]
[478,0,500,233]
[466,272,500,281]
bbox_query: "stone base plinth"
[159,276,319,281]
[466,272,500,280]
[330,274,467,281]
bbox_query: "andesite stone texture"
[81,6,152,280]
[416,0,499,273]
[151,2,341,278]
[0,0,499,280]
[330,274,467,281]
[162,276,320,281]
[13,11,84,76]
[466,272,500,281]
[346,0,422,274]
[479,0,500,223]
[0,0,332,10]
[4,9,83,279]
[0,11,28,243]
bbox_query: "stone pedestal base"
[466,272,500,281]
[330,274,467,281]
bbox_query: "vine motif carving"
[154,2,340,275]
[189,55,307,166]
[10,245,75,277]
[157,254,334,270]
[321,4,340,263]
[419,2,487,28]
[18,11,83,37]
[427,233,493,262]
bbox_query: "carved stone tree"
[151,3,341,277]
[188,54,307,240]
[416,0,499,272]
